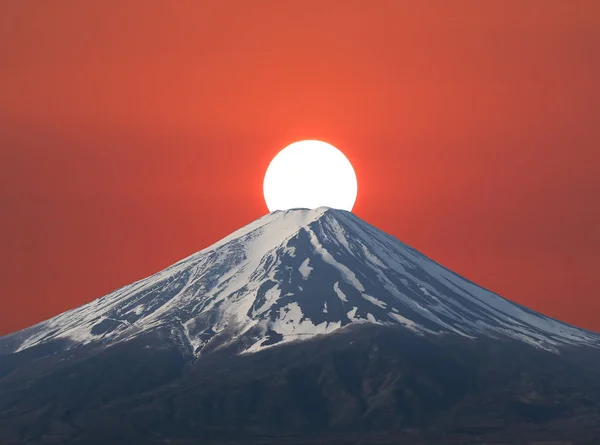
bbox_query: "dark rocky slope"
[1,324,600,445]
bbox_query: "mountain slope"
[3,323,600,445]
[2,207,598,358]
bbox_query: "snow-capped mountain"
[4,207,600,445]
[3,207,597,357]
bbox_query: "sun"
[263,140,358,212]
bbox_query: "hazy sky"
[1,1,599,335]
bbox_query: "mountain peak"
[2,208,598,357]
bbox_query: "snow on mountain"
[2,207,598,356]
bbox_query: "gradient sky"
[1,1,599,336]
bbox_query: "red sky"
[1,1,599,335]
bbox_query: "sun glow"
[263,140,358,212]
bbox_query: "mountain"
[2,207,597,356]
[1,208,600,445]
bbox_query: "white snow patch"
[299,258,313,279]
[327,217,352,251]
[333,282,348,302]
[252,284,281,317]
[388,312,420,331]
[360,244,387,268]
[347,307,360,322]
[272,303,341,336]
[362,293,387,309]
[127,304,145,316]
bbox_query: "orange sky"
[1,1,599,335]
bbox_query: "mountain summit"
[2,208,600,445]
[3,207,597,357]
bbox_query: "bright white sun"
[263,140,358,212]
